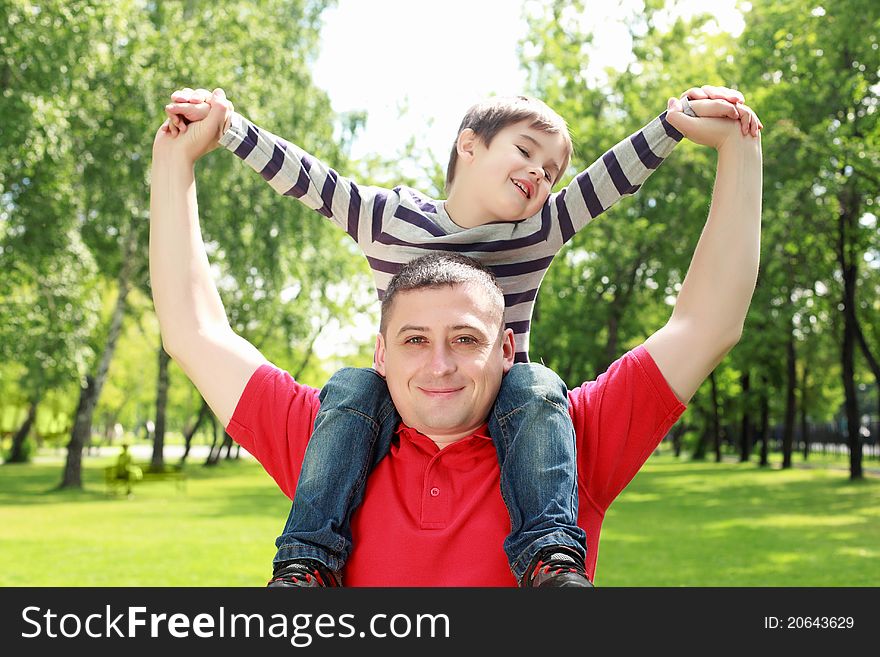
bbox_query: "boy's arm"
[165,87,386,242]
[552,86,754,242]
[643,98,763,404]
[150,89,268,428]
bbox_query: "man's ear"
[374,333,387,376]
[456,128,478,163]
[501,328,516,373]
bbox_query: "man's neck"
[404,422,488,450]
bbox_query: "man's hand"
[153,88,233,164]
[665,95,762,150]
[680,85,763,137]
[163,87,219,136]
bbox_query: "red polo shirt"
[226,345,685,586]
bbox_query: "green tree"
[738,0,880,478]
[2,0,380,486]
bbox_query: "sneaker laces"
[528,550,587,581]
[268,561,335,586]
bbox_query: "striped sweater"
[219,111,683,362]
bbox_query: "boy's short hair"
[445,95,572,192]
[380,253,505,335]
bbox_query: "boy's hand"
[665,96,762,151]
[153,88,233,164]
[680,85,763,137]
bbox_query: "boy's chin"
[496,209,531,223]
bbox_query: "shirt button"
[430,487,440,497]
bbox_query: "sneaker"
[520,546,593,588]
[267,558,342,588]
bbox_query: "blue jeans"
[273,363,586,581]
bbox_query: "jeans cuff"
[509,532,587,582]
[274,544,344,573]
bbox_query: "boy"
[164,85,757,587]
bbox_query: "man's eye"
[454,336,477,344]
[404,336,426,344]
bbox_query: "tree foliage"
[1,0,377,477]
[522,0,880,474]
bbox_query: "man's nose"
[428,344,456,376]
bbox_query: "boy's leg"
[271,367,399,578]
[488,362,589,585]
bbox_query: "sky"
[308,0,745,362]
[312,0,528,169]
[312,0,744,165]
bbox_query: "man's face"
[374,283,515,447]
[466,120,567,222]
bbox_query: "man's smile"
[417,386,466,397]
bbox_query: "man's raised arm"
[149,88,266,427]
[643,97,763,404]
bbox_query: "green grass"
[598,454,880,586]
[0,455,290,586]
[0,451,877,586]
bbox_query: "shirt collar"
[396,422,492,445]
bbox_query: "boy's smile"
[512,177,534,199]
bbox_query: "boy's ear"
[456,128,478,162]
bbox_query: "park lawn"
[0,455,290,587]
[598,454,880,586]
[0,451,877,586]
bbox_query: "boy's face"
[464,120,568,222]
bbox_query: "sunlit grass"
[0,455,289,586]
[0,450,877,586]
[599,454,880,586]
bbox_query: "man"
[149,92,762,586]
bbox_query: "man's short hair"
[445,95,573,192]
[380,253,505,335]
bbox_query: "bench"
[104,463,187,495]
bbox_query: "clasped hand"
[151,87,234,164]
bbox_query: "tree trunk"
[222,434,236,460]
[672,424,684,458]
[205,415,222,466]
[207,433,234,465]
[710,372,722,462]
[692,404,709,461]
[853,304,880,388]
[852,313,880,445]
[60,266,131,489]
[150,343,171,472]
[180,398,211,466]
[801,362,811,461]
[739,372,753,463]
[781,328,797,469]
[7,398,39,464]
[837,192,863,480]
[758,387,769,467]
